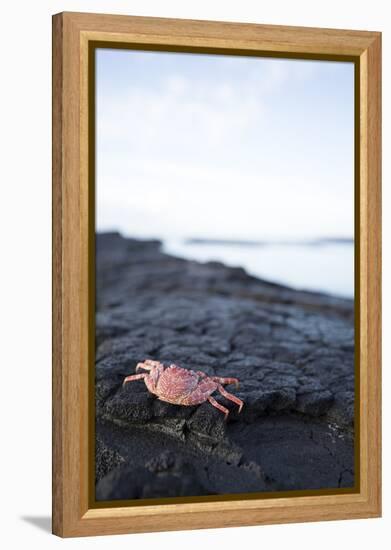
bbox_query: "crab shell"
[122,360,243,418]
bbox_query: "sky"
[96,48,355,242]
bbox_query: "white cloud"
[96,51,354,241]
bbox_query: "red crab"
[123,359,243,419]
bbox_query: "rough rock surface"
[95,232,355,500]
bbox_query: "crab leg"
[196,371,207,378]
[217,384,244,412]
[211,376,239,388]
[136,360,163,372]
[122,373,147,387]
[207,395,229,419]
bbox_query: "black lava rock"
[95,233,355,499]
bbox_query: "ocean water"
[163,240,354,299]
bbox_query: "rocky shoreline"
[95,232,355,500]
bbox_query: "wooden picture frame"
[52,11,381,537]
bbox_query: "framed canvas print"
[52,12,381,537]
